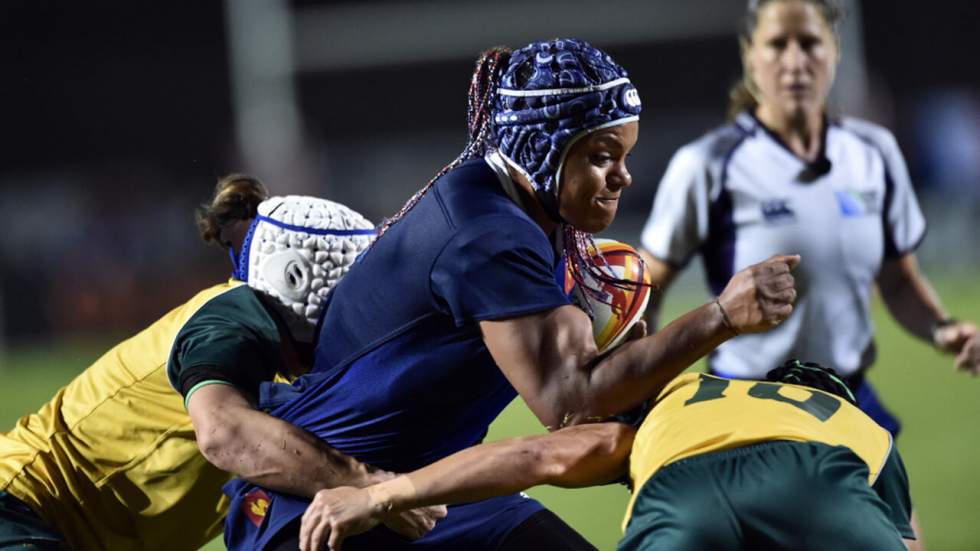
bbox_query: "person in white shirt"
[639,1,980,546]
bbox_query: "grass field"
[1,278,978,550]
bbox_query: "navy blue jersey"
[224,158,571,550]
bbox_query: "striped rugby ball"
[561,239,653,354]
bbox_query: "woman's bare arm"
[188,384,383,493]
[298,423,635,551]
[187,384,447,539]
[877,253,979,374]
[481,254,800,429]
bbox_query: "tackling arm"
[187,384,447,540]
[187,384,383,495]
[298,422,635,551]
[375,422,634,504]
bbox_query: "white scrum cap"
[232,195,376,325]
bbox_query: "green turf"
[2,278,978,549]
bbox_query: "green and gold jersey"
[0,281,290,551]
[624,373,893,529]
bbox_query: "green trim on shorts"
[184,379,236,410]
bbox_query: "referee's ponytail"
[766,359,857,405]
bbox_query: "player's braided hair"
[563,225,653,315]
[196,173,269,248]
[728,0,845,120]
[766,359,857,405]
[373,47,512,242]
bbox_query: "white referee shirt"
[640,112,927,377]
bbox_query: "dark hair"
[195,174,268,247]
[373,47,512,242]
[766,359,856,405]
[727,0,845,120]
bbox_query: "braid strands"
[374,48,510,242]
[562,226,652,308]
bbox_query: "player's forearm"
[221,409,385,496]
[211,407,384,496]
[190,386,385,497]
[491,301,730,429]
[366,424,633,514]
[370,438,550,512]
[574,301,730,423]
[577,256,799,423]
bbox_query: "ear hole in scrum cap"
[258,248,312,302]
[239,195,376,325]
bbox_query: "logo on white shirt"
[761,199,796,223]
[835,190,880,217]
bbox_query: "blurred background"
[1,0,977,549]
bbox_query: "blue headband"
[493,38,641,220]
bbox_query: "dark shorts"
[619,441,908,551]
[0,492,66,550]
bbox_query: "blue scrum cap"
[493,38,641,220]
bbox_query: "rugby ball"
[560,239,653,354]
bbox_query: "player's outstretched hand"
[717,255,800,335]
[300,486,377,551]
[300,486,445,551]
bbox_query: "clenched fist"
[717,255,801,335]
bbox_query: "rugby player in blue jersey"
[223,38,800,550]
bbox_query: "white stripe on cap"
[497,77,631,98]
